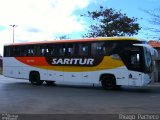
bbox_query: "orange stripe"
[15,57,50,66]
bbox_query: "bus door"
[120,46,143,86]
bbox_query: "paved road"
[0,75,160,114]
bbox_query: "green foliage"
[82,6,141,37]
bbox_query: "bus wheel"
[29,72,43,85]
[45,81,55,86]
[101,76,116,90]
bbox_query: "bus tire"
[101,75,116,90]
[45,81,55,86]
[29,71,43,85]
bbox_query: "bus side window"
[78,43,90,56]
[40,46,46,56]
[4,46,11,57]
[65,44,76,56]
[57,44,65,56]
[26,46,36,56]
[45,44,55,56]
[91,42,104,56]
[39,45,51,56]
[50,45,58,56]
[12,46,21,56]
[21,46,27,56]
[103,42,117,56]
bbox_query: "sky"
[0,0,160,55]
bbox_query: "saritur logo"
[45,56,104,66]
[52,58,94,65]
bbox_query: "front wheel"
[29,72,43,85]
[101,76,116,90]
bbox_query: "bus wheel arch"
[29,71,43,85]
[100,74,117,90]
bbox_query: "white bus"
[3,37,155,90]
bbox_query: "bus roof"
[5,37,141,46]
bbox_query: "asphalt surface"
[0,75,160,114]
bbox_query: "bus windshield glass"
[144,47,153,73]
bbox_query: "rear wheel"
[101,76,116,90]
[29,72,43,85]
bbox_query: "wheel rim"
[101,76,116,90]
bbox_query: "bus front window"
[144,48,153,73]
[131,53,140,68]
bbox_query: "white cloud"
[0,0,94,55]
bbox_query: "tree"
[82,6,141,37]
[143,9,160,39]
[141,8,160,40]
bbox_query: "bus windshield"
[144,47,153,73]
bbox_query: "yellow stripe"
[37,56,125,72]
[97,37,139,41]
